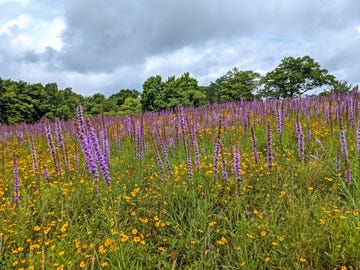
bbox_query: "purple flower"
[177,106,193,183]
[220,144,228,181]
[339,124,348,161]
[28,135,38,176]
[232,146,242,185]
[44,121,61,175]
[86,118,111,185]
[43,165,50,184]
[213,117,222,179]
[150,130,167,181]
[76,104,99,183]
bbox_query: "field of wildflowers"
[1,91,360,269]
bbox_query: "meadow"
[0,91,360,269]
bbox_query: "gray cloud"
[0,0,359,95]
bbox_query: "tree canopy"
[260,56,336,99]
[0,55,351,124]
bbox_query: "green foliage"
[0,78,83,124]
[108,89,140,107]
[260,56,336,99]
[207,68,261,103]
[320,80,354,96]
[219,68,260,102]
[141,73,206,111]
[118,97,142,115]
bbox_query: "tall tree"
[218,68,260,102]
[260,56,336,99]
[141,75,164,112]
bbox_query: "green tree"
[109,89,139,105]
[119,97,142,115]
[320,80,353,96]
[84,93,107,116]
[141,75,164,112]
[260,56,336,99]
[218,68,260,102]
[141,73,206,112]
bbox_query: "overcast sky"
[0,0,359,96]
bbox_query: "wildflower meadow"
[1,91,360,269]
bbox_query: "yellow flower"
[133,236,141,243]
[264,257,271,262]
[158,246,166,252]
[132,228,138,235]
[300,257,307,263]
[216,236,228,245]
[33,225,41,231]
[260,231,267,237]
[101,262,109,267]
[278,236,285,241]
[121,235,129,242]
[208,221,217,227]
[271,242,278,246]
[79,261,86,268]
[58,251,65,256]
[98,245,106,254]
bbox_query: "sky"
[0,0,359,97]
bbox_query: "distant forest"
[0,56,355,124]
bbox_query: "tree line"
[0,55,354,124]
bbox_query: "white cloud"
[356,26,360,33]
[0,14,31,35]
[0,0,30,4]
[0,15,65,53]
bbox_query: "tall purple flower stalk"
[250,126,258,163]
[339,124,348,161]
[220,144,228,181]
[55,118,70,172]
[44,121,61,175]
[339,123,351,182]
[135,120,143,161]
[276,103,284,139]
[13,151,19,208]
[28,135,38,176]
[43,164,50,184]
[86,118,111,185]
[266,121,273,170]
[190,123,200,171]
[213,117,222,179]
[232,146,242,185]
[178,106,193,183]
[156,126,172,175]
[150,130,167,181]
[76,103,99,184]
[117,125,122,154]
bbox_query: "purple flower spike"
[232,146,242,186]
[266,121,273,170]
